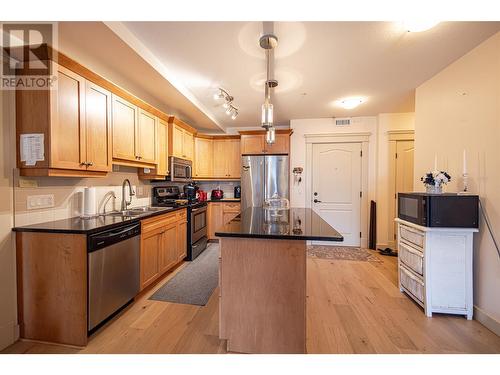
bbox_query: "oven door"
[398,194,426,226]
[191,205,207,243]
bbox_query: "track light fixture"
[213,87,238,120]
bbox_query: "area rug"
[149,243,219,306]
[307,245,381,263]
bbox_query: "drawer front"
[400,265,425,304]
[177,209,187,221]
[399,242,424,276]
[222,202,240,213]
[400,225,425,249]
[142,212,177,233]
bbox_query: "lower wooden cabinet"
[208,202,241,240]
[140,209,187,291]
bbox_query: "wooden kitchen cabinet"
[194,136,240,180]
[137,109,157,164]
[138,117,169,180]
[112,95,157,168]
[208,202,241,240]
[16,63,112,177]
[240,130,292,155]
[194,136,214,177]
[168,117,196,161]
[140,209,188,291]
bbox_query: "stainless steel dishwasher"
[88,222,141,332]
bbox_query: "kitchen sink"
[105,206,171,218]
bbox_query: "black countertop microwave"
[398,192,479,228]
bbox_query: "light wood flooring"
[3,248,500,354]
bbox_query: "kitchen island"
[215,207,343,354]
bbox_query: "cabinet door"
[212,140,227,178]
[137,109,157,163]
[183,131,194,160]
[140,227,162,290]
[156,118,169,176]
[209,203,224,239]
[171,124,184,158]
[264,133,289,154]
[194,137,213,177]
[177,220,187,261]
[85,81,112,172]
[159,223,178,273]
[223,212,239,225]
[226,139,241,177]
[50,64,86,170]
[241,135,265,155]
[112,95,138,162]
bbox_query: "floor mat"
[307,245,382,262]
[149,243,219,306]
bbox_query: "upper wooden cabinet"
[138,117,169,180]
[168,117,196,161]
[240,130,292,155]
[194,137,214,178]
[112,95,157,167]
[193,136,240,180]
[16,62,112,177]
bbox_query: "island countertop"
[215,207,343,241]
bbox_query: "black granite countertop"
[207,198,241,203]
[215,207,344,241]
[12,206,186,235]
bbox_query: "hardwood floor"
[3,248,500,354]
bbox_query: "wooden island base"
[219,238,306,354]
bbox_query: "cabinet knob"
[87,162,93,167]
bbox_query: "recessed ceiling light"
[402,20,440,33]
[337,97,364,110]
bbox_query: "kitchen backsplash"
[14,166,152,227]
[14,168,241,226]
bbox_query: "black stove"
[151,186,208,261]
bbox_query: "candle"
[463,149,467,175]
[434,154,437,172]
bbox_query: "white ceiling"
[111,21,500,131]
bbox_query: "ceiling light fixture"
[338,97,364,110]
[402,20,440,33]
[259,32,279,145]
[214,87,238,119]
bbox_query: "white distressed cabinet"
[395,218,478,320]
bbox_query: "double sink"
[105,206,172,218]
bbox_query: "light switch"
[27,194,55,210]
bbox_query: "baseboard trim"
[474,305,500,336]
[0,321,19,351]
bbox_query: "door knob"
[314,199,322,203]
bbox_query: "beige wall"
[0,88,18,350]
[415,31,500,330]
[376,113,415,248]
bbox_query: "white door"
[312,143,362,246]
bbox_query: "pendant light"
[259,33,278,144]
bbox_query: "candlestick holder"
[458,173,470,195]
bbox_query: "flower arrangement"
[421,171,451,193]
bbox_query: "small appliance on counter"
[398,192,479,228]
[211,187,224,200]
[234,185,241,199]
[183,182,199,203]
[198,190,208,202]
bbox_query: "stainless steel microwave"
[167,157,192,182]
[398,192,479,228]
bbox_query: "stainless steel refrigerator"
[241,155,289,210]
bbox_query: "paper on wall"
[20,134,45,166]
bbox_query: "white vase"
[426,185,443,194]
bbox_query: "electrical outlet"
[136,186,144,196]
[27,194,55,210]
[19,178,38,188]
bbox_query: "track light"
[214,87,238,120]
[231,110,238,120]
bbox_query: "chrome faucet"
[121,179,135,211]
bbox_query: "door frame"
[305,132,371,248]
[387,130,415,249]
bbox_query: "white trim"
[474,306,500,336]
[305,132,371,248]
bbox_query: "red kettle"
[211,188,224,200]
